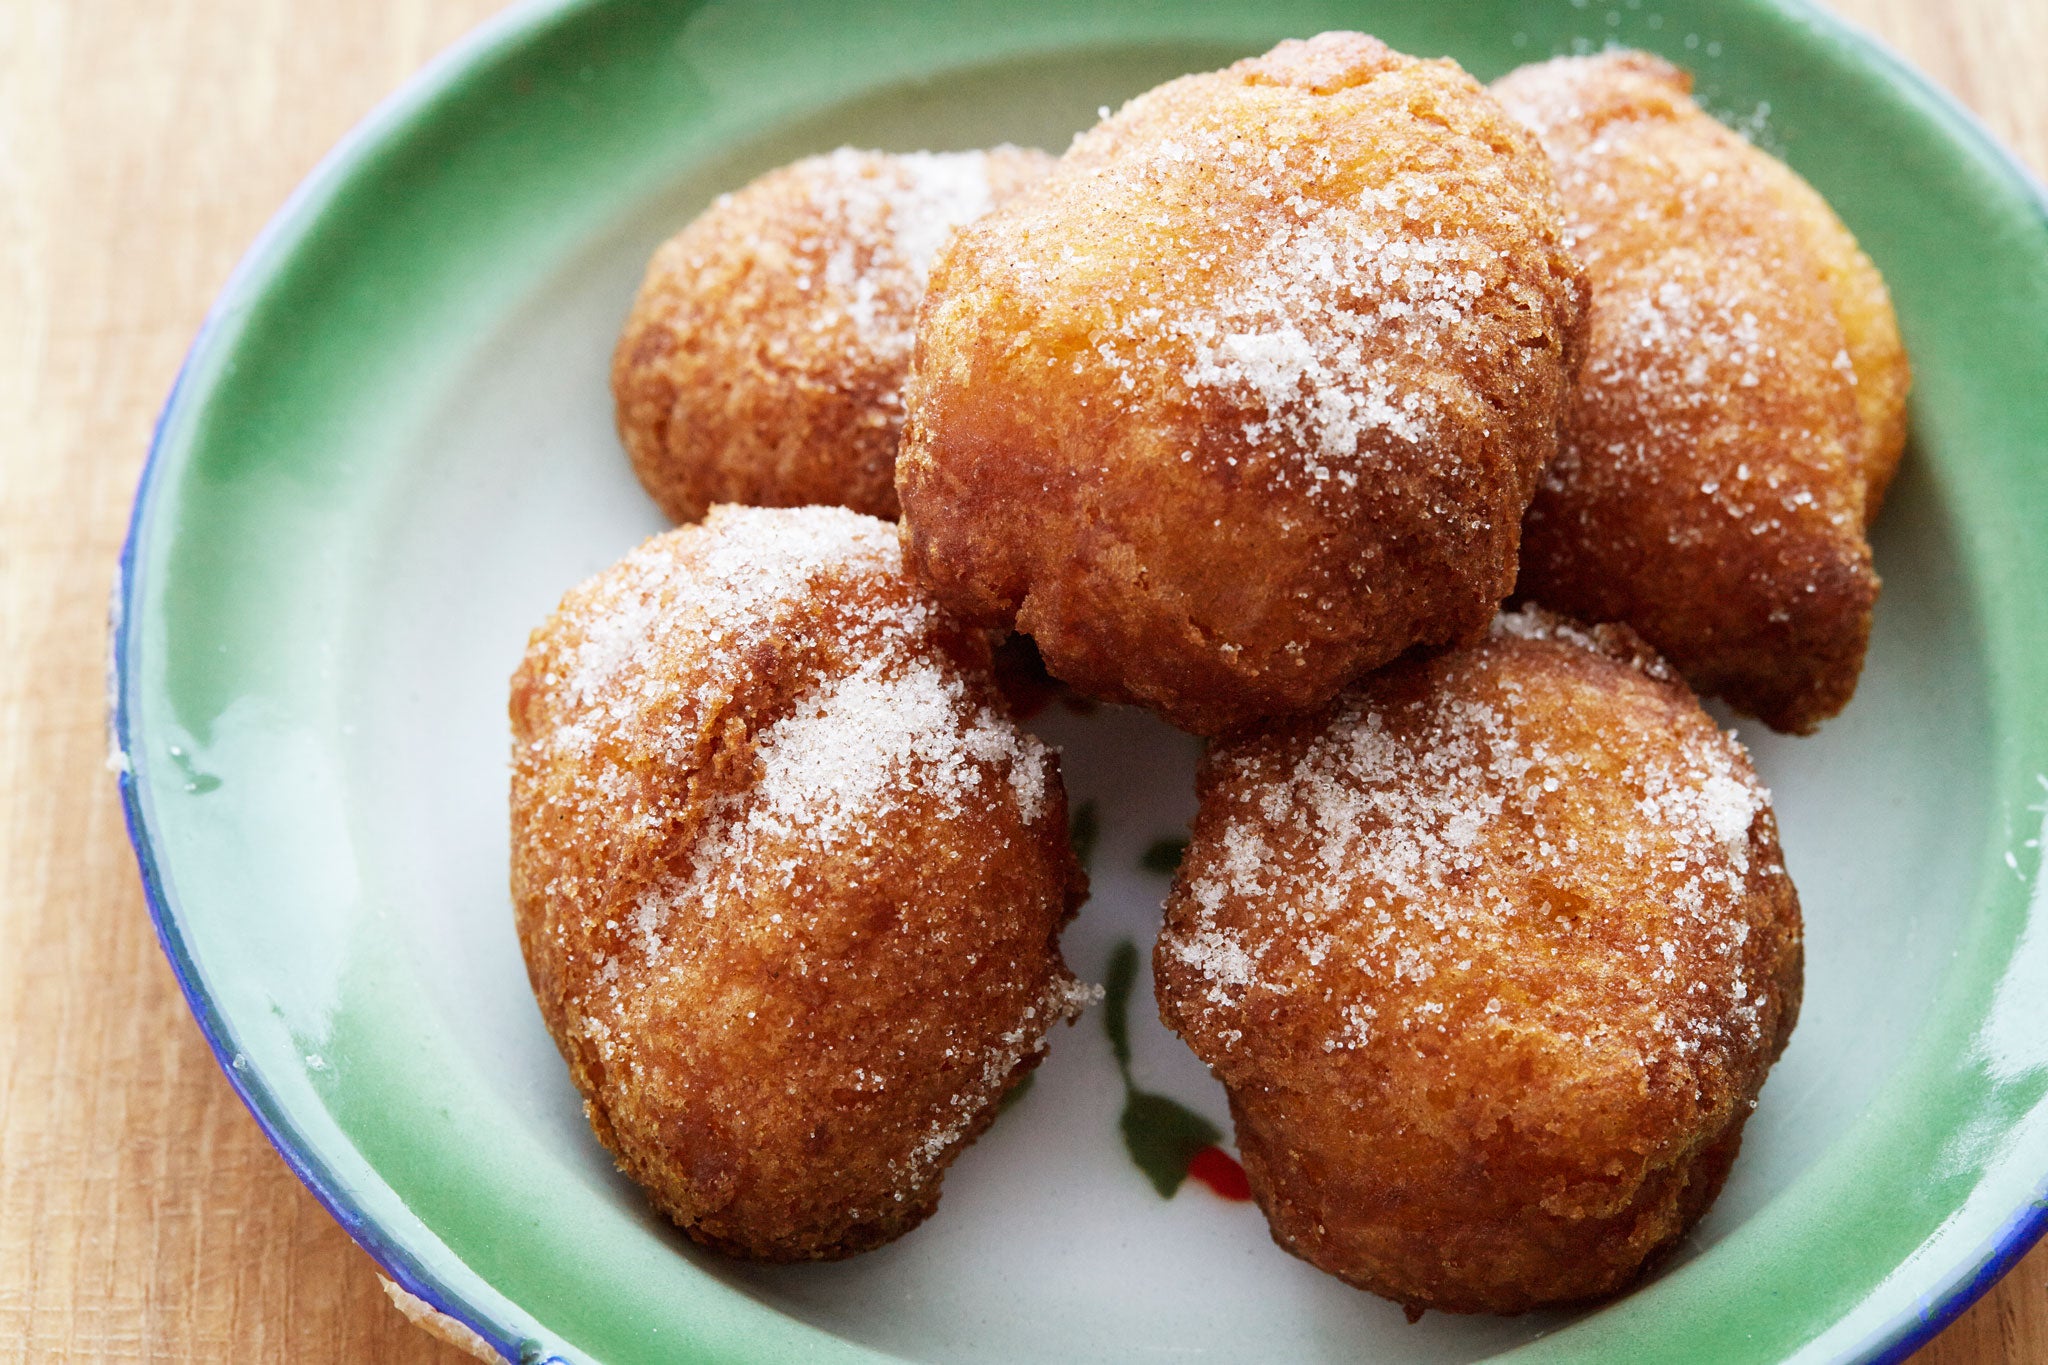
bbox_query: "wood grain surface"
[1,1,2042,1360]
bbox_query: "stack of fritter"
[508,29,1904,1316]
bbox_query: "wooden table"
[2,1,2042,1359]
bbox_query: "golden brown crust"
[612,147,1053,524]
[897,33,1587,737]
[510,505,1087,1259]
[1494,52,1910,733]
[1749,150,1911,518]
[1155,608,1802,1314]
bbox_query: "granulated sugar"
[1162,609,1778,1069]
[1495,63,1866,546]
[530,505,1055,963]
[637,652,1052,949]
[800,148,1001,367]
[1069,127,1510,497]
[563,507,893,688]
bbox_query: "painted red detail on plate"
[1188,1145,1251,1201]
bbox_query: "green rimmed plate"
[111,0,2048,1360]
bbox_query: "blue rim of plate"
[108,1,2048,1361]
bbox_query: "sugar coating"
[1007,81,1576,509]
[628,650,1052,951]
[554,505,908,737]
[1547,266,1862,538]
[1181,180,1483,475]
[525,500,1057,965]
[790,148,1004,370]
[537,505,1047,816]
[1163,606,1782,1067]
[1494,51,1908,733]
[509,505,1084,1259]
[614,147,1053,524]
[1092,159,1511,495]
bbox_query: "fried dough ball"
[897,33,1588,737]
[613,147,1054,523]
[1493,53,1910,734]
[1155,607,1802,1314]
[510,505,1088,1260]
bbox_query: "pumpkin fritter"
[1495,52,1909,734]
[1156,608,1802,1314]
[510,505,1088,1260]
[614,147,1053,524]
[897,32,1587,736]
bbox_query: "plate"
[111,0,2048,1361]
